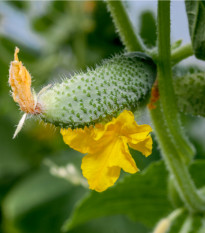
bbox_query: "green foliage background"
[0,1,205,233]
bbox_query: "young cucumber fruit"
[174,72,205,117]
[38,52,157,128]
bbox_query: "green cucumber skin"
[174,72,205,117]
[38,52,157,128]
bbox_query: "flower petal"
[61,127,96,154]
[107,110,152,143]
[81,153,120,192]
[9,47,37,114]
[126,125,152,145]
[81,137,138,192]
[108,137,139,174]
[61,110,152,192]
[128,135,153,157]
[117,111,152,143]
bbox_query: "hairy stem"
[151,101,205,212]
[150,43,194,66]
[157,1,195,164]
[150,1,205,212]
[106,0,145,52]
[171,43,194,66]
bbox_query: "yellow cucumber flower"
[61,110,152,192]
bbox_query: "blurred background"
[0,1,204,233]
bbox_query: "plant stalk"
[150,1,205,212]
[151,102,205,213]
[171,43,193,66]
[106,0,145,52]
[157,1,195,164]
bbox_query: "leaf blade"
[185,0,205,60]
[64,161,173,231]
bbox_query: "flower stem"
[171,43,193,66]
[157,0,195,164]
[106,0,145,52]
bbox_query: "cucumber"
[37,52,157,128]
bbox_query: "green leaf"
[64,161,173,231]
[139,11,157,48]
[168,211,187,233]
[190,215,204,233]
[169,213,205,233]
[176,214,204,233]
[185,1,205,60]
[64,159,205,232]
[171,40,182,50]
[69,215,149,233]
[1,149,151,233]
[189,160,205,188]
[168,160,205,233]
[2,165,86,233]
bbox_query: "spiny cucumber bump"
[37,52,157,128]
